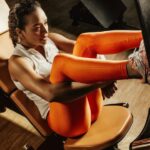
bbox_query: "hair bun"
[19,0,35,5]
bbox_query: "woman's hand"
[101,81,117,100]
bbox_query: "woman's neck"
[20,41,45,57]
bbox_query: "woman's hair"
[8,0,41,46]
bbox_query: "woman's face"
[18,7,48,48]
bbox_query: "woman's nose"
[41,24,48,34]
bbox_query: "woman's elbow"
[37,88,55,102]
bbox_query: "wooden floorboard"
[0,108,44,150]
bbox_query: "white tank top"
[12,39,59,119]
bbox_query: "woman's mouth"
[40,36,48,41]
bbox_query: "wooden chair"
[10,89,131,150]
[0,1,133,150]
[10,89,132,150]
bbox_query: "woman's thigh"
[47,96,91,137]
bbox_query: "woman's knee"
[50,54,66,83]
[73,33,97,57]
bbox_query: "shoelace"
[129,48,149,83]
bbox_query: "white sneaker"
[128,40,150,83]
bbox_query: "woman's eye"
[34,27,40,31]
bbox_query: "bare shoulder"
[8,55,33,81]
[9,55,30,69]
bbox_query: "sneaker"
[128,40,150,83]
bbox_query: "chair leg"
[0,89,22,114]
[104,102,129,108]
[105,144,120,150]
[23,144,35,150]
[36,133,65,150]
[130,108,150,150]
[0,89,6,112]
[0,101,6,112]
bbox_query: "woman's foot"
[128,40,150,83]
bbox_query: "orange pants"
[47,30,142,137]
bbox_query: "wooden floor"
[1,0,150,150]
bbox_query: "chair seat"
[64,106,132,150]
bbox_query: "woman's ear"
[15,27,22,37]
[15,28,24,43]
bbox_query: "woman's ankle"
[126,63,142,78]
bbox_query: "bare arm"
[48,32,75,53]
[9,56,113,103]
[50,81,114,103]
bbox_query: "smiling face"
[17,7,49,48]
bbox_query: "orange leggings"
[47,30,142,137]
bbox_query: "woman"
[8,0,148,137]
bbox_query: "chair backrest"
[0,31,14,60]
[0,0,9,34]
[0,0,16,93]
[0,29,16,93]
[0,0,52,137]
